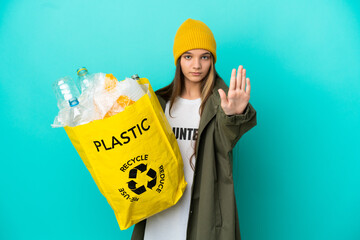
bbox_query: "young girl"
[132,18,257,240]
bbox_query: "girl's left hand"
[218,65,251,115]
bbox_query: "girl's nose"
[193,58,201,69]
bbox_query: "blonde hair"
[155,52,219,170]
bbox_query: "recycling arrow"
[147,168,157,189]
[126,164,157,195]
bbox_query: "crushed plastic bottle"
[52,71,146,127]
[103,76,146,118]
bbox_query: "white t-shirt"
[143,96,202,240]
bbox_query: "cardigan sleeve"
[215,102,257,150]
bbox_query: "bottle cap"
[131,74,140,80]
[77,67,88,76]
[69,98,79,107]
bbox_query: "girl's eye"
[183,55,209,60]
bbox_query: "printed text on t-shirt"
[172,127,198,140]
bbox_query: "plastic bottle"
[77,67,93,93]
[67,97,89,127]
[52,76,81,110]
[52,76,90,127]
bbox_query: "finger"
[229,68,236,90]
[246,78,251,95]
[241,68,246,90]
[236,65,242,90]
[218,89,228,105]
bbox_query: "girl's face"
[180,49,212,85]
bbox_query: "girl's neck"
[181,80,201,100]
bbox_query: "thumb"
[218,89,228,106]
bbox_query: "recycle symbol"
[127,163,157,195]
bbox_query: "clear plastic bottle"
[77,67,93,93]
[52,76,90,127]
[52,76,81,110]
[67,97,89,127]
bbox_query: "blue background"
[1,0,359,239]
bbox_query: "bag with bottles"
[52,68,187,230]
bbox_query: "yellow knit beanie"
[173,18,217,66]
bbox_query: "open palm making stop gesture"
[218,65,251,115]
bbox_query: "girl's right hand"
[218,65,251,115]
